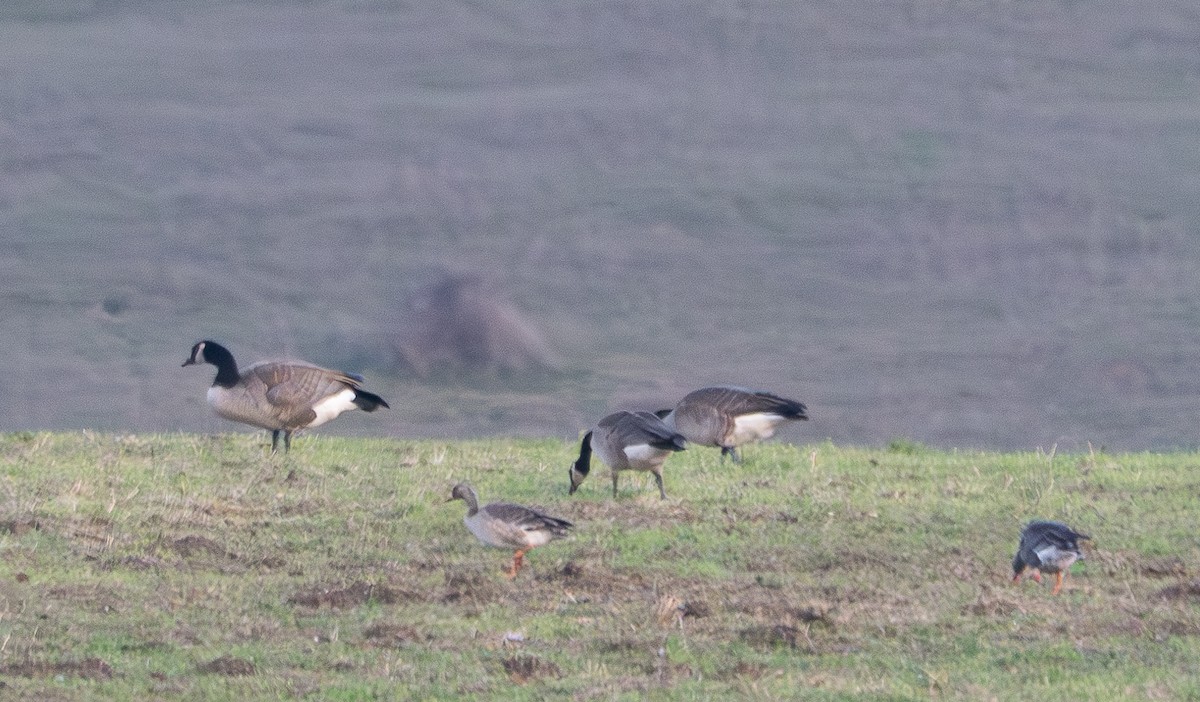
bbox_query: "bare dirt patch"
[0,657,113,680]
[964,586,1025,616]
[739,624,806,650]
[563,500,700,529]
[1142,557,1188,578]
[441,569,506,606]
[1156,580,1200,602]
[363,622,425,648]
[0,518,39,536]
[288,581,414,609]
[197,655,256,676]
[169,535,234,559]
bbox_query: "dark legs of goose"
[270,430,292,454]
[721,445,742,464]
[611,473,620,499]
[653,471,666,499]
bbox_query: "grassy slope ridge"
[2,2,1200,448]
[0,432,1197,700]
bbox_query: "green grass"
[0,432,1198,700]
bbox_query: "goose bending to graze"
[658,386,807,463]
[182,340,389,453]
[569,411,687,499]
[1012,520,1090,595]
[448,482,573,578]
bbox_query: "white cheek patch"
[309,388,359,428]
[732,412,787,442]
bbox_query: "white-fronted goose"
[448,482,573,578]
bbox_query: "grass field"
[1,431,1197,700]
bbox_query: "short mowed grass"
[1,432,1198,700]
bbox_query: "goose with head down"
[658,386,807,463]
[1012,520,1091,595]
[569,410,687,499]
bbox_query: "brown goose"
[182,340,389,453]
[569,410,687,499]
[448,482,573,578]
[1012,520,1090,595]
[658,386,807,463]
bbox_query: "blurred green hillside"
[2,0,1199,449]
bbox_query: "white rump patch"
[519,528,556,548]
[623,443,667,469]
[1035,545,1079,571]
[731,412,787,443]
[309,388,359,428]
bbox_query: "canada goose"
[1012,520,1091,595]
[182,340,389,453]
[569,410,687,499]
[447,482,573,578]
[658,386,808,463]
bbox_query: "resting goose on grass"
[182,340,389,453]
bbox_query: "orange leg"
[505,549,527,579]
[1051,571,1064,595]
[1013,568,1042,586]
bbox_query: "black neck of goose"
[205,344,240,388]
[572,431,593,477]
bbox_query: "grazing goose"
[569,410,687,499]
[658,386,808,463]
[448,482,573,578]
[182,340,389,453]
[1012,520,1091,595]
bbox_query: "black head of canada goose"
[447,482,573,578]
[568,410,687,499]
[182,340,389,453]
[657,386,807,463]
[1012,520,1091,595]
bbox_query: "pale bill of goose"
[447,482,573,578]
[658,385,807,463]
[1012,520,1091,595]
[569,410,687,499]
[182,340,389,453]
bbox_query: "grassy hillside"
[0,432,1197,700]
[2,1,1200,449]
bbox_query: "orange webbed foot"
[504,550,527,579]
